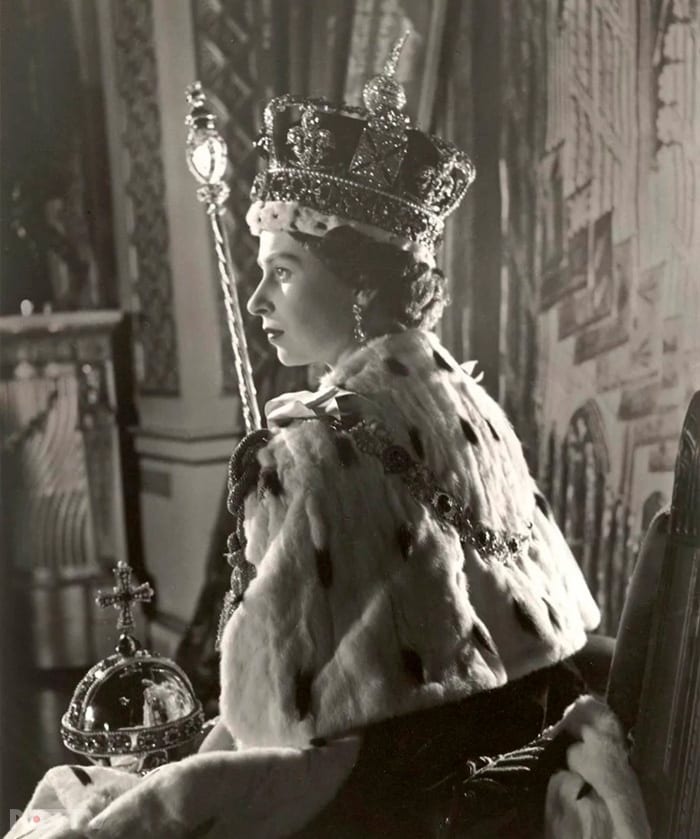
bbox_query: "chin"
[275,347,309,367]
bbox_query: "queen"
[9,37,649,839]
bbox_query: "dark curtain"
[0,0,116,314]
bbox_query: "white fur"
[6,765,138,838]
[245,199,437,266]
[220,330,600,747]
[9,741,360,839]
[545,696,651,839]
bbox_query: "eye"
[273,266,292,281]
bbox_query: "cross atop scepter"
[97,560,154,634]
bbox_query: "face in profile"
[248,231,355,367]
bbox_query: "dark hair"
[290,226,450,337]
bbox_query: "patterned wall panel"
[529,0,699,631]
[111,0,180,395]
[441,1,700,631]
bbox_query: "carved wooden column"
[0,311,128,667]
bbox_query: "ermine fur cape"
[220,329,600,748]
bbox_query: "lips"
[263,327,284,341]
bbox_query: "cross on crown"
[97,561,154,634]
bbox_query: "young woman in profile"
[11,44,650,839]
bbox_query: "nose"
[246,274,273,317]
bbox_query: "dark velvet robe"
[294,661,584,837]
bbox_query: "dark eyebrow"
[256,251,303,270]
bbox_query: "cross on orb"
[97,561,154,633]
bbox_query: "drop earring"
[353,300,367,344]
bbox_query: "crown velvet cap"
[246,40,475,267]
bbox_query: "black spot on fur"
[333,432,359,467]
[397,523,415,560]
[433,349,453,371]
[544,599,562,631]
[315,547,333,588]
[472,623,498,656]
[259,467,283,498]
[310,737,327,748]
[459,417,479,445]
[187,817,217,838]
[486,419,501,441]
[401,648,425,685]
[384,356,410,376]
[70,766,93,786]
[295,670,314,719]
[577,782,593,800]
[534,492,551,518]
[513,599,546,639]
[408,426,425,459]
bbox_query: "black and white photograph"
[1,1,698,836]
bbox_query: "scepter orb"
[185,82,230,211]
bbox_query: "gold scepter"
[184,82,262,433]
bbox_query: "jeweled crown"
[247,34,475,266]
